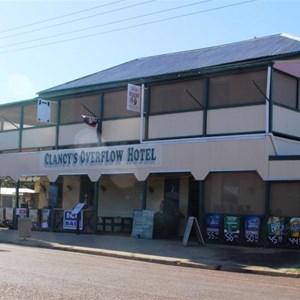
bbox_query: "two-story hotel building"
[1,33,300,247]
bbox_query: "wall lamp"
[149,186,154,194]
[67,185,73,191]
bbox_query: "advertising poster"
[29,209,39,229]
[285,217,300,247]
[5,208,14,227]
[206,214,221,240]
[41,209,50,229]
[223,215,240,242]
[244,216,260,244]
[63,210,83,230]
[267,216,284,245]
[5,208,13,220]
[16,208,27,218]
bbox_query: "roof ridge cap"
[280,33,300,42]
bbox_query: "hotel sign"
[41,145,160,170]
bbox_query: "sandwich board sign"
[131,209,154,239]
[182,216,205,246]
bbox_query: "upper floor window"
[103,89,139,119]
[60,94,99,124]
[208,70,267,107]
[0,105,20,131]
[272,70,298,109]
[150,79,204,114]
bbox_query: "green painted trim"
[144,84,150,141]
[56,143,100,149]
[142,181,147,209]
[273,101,300,112]
[147,134,204,142]
[93,181,99,234]
[149,108,203,117]
[296,79,300,109]
[99,140,139,147]
[22,124,57,131]
[19,105,24,151]
[262,182,270,248]
[98,93,103,146]
[272,131,300,142]
[208,102,265,110]
[199,180,205,231]
[205,131,265,138]
[269,155,300,161]
[56,100,61,149]
[0,97,38,108]
[203,78,209,136]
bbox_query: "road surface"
[0,243,299,299]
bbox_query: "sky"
[0,0,299,104]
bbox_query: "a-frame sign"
[182,216,205,246]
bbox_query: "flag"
[81,114,102,137]
[81,115,98,127]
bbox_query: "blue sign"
[63,210,83,230]
[244,216,260,243]
[206,214,221,240]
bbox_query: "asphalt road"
[0,244,299,300]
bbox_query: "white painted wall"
[148,111,203,139]
[102,118,140,142]
[0,131,19,151]
[22,127,56,149]
[273,105,300,138]
[207,105,266,134]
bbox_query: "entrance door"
[163,177,180,236]
[188,177,199,220]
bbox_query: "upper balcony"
[1,64,300,156]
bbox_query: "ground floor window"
[204,171,265,215]
[269,181,300,216]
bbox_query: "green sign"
[224,215,240,242]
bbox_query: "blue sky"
[0,0,299,104]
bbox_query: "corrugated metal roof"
[40,33,300,95]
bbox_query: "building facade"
[0,33,300,247]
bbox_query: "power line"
[0,0,155,39]
[0,0,125,34]
[0,0,257,55]
[0,0,212,49]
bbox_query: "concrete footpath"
[0,228,299,278]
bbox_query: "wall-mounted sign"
[285,217,300,247]
[41,144,160,170]
[224,215,240,242]
[37,99,51,123]
[41,209,50,229]
[127,84,141,112]
[16,208,27,218]
[244,215,260,244]
[131,209,154,239]
[206,214,221,240]
[267,216,284,245]
[63,210,83,230]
